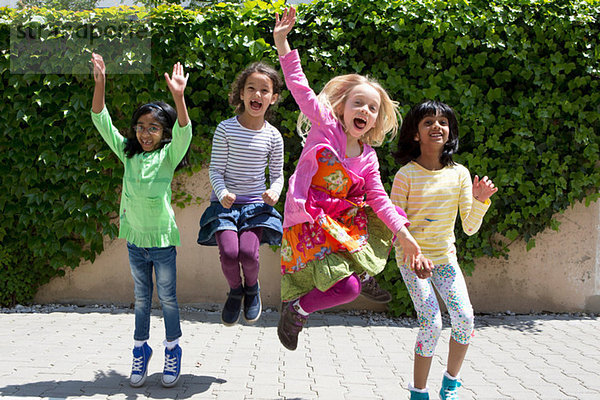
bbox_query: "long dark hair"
[394,100,459,167]
[228,61,284,120]
[125,101,189,169]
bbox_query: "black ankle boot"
[221,285,244,326]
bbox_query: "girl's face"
[135,112,164,152]
[415,113,450,150]
[240,72,278,119]
[340,83,380,140]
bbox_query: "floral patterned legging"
[398,262,474,357]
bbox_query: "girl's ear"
[414,132,420,141]
[271,93,279,104]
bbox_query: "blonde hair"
[297,74,401,147]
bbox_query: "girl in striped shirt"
[197,62,285,326]
[391,100,498,400]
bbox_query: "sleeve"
[390,168,410,216]
[208,122,230,202]
[279,50,335,128]
[364,154,410,234]
[166,120,192,168]
[458,166,491,236]
[268,128,285,196]
[91,107,126,163]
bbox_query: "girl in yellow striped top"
[391,100,498,400]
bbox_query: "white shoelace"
[131,355,145,373]
[164,354,178,373]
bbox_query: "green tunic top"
[92,107,192,247]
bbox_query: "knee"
[334,274,361,301]
[238,245,259,266]
[418,310,443,339]
[453,305,475,333]
[219,246,239,264]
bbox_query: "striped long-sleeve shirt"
[209,116,284,204]
[391,161,491,265]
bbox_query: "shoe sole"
[129,352,152,388]
[221,314,240,326]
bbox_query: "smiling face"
[135,112,164,152]
[340,83,381,140]
[415,113,450,150]
[240,72,278,120]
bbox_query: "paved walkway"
[1,305,599,399]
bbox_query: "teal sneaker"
[408,383,430,399]
[439,373,462,400]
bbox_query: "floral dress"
[280,148,395,302]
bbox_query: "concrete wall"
[35,170,600,313]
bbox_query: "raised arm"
[164,62,190,127]
[91,52,105,113]
[273,6,296,57]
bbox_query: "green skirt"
[280,207,394,302]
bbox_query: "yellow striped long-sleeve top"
[391,161,491,265]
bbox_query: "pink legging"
[298,273,361,314]
[215,228,262,289]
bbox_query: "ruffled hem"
[120,225,181,248]
[280,207,393,302]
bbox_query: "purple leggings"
[215,228,262,289]
[298,273,361,314]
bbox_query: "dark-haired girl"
[91,53,191,388]
[197,61,285,326]
[391,100,498,400]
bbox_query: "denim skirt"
[197,202,283,246]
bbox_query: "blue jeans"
[127,242,182,342]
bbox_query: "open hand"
[164,62,189,99]
[473,175,498,203]
[91,52,105,83]
[274,6,296,44]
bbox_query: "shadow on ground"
[0,370,226,399]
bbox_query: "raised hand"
[473,175,498,203]
[274,6,296,41]
[164,62,189,99]
[91,52,105,83]
[273,6,296,56]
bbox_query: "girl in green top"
[91,53,192,388]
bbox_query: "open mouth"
[140,139,154,148]
[353,117,367,130]
[250,100,263,111]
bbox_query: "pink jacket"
[281,50,409,234]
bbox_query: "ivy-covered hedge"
[1,0,598,315]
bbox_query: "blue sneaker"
[221,286,244,326]
[439,373,462,400]
[130,342,152,387]
[243,281,262,323]
[161,344,182,387]
[408,383,430,400]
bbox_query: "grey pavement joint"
[1,306,599,399]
